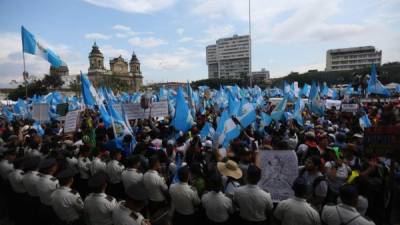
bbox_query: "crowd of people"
[0,94,400,225]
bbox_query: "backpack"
[336,206,361,225]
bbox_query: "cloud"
[84,33,111,40]
[113,24,132,32]
[84,0,176,14]
[128,37,167,47]
[176,28,184,36]
[178,37,194,43]
[101,45,130,58]
[196,24,236,44]
[142,47,203,71]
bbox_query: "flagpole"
[22,51,28,99]
[248,0,253,88]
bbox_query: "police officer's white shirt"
[90,157,107,175]
[106,159,125,184]
[36,174,59,205]
[84,192,118,225]
[221,176,240,197]
[8,168,26,193]
[0,159,14,180]
[112,201,145,225]
[321,203,375,225]
[201,191,233,222]
[51,186,84,222]
[274,197,321,225]
[122,168,143,192]
[22,170,40,196]
[66,157,78,169]
[143,170,168,202]
[78,156,91,179]
[169,182,200,215]
[233,184,273,222]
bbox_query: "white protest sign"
[63,110,80,133]
[341,103,359,113]
[258,150,298,202]
[123,101,169,119]
[32,103,50,121]
[325,100,342,110]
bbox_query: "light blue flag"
[271,96,288,122]
[396,84,400,94]
[14,99,28,117]
[309,82,318,100]
[21,26,64,68]
[172,87,193,132]
[237,101,257,128]
[199,122,215,140]
[228,91,240,116]
[33,121,45,136]
[216,110,241,148]
[80,73,96,107]
[293,97,304,126]
[108,103,132,137]
[172,153,182,184]
[367,64,390,96]
[359,114,372,130]
[261,112,272,127]
[2,106,14,122]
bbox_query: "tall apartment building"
[326,46,382,71]
[206,35,250,79]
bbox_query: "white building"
[252,68,270,84]
[206,34,250,79]
[326,46,382,71]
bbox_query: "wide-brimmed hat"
[217,160,242,180]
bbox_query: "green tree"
[42,74,64,90]
[8,79,48,100]
[69,78,81,96]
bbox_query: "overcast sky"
[0,0,399,86]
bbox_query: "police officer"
[106,149,125,199]
[321,184,375,225]
[113,181,151,225]
[0,148,16,220]
[51,167,84,225]
[8,157,26,225]
[36,157,59,225]
[84,171,118,225]
[21,156,42,222]
[77,145,91,198]
[122,155,143,193]
[90,149,107,175]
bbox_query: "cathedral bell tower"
[130,51,143,91]
[88,42,105,76]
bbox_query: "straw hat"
[217,160,242,180]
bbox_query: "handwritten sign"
[32,104,50,121]
[258,150,298,202]
[364,126,400,159]
[64,110,80,133]
[325,100,342,110]
[123,101,169,119]
[341,104,358,113]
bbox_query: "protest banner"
[341,103,359,113]
[364,126,400,159]
[123,101,169,119]
[64,110,80,133]
[258,150,298,202]
[325,99,342,109]
[32,103,50,121]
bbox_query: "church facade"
[87,42,143,91]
